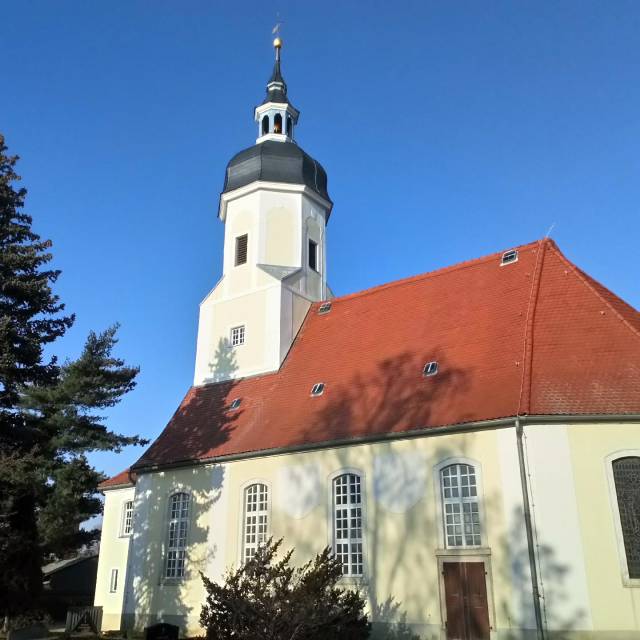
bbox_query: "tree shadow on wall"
[287,351,474,640]
[135,338,242,467]
[121,341,240,635]
[207,337,237,384]
[497,508,587,640]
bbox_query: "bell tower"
[193,38,333,385]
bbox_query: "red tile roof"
[128,239,640,472]
[98,468,136,490]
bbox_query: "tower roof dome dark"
[222,140,332,207]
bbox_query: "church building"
[94,39,640,640]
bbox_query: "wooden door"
[443,561,490,640]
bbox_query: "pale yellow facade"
[193,183,330,386]
[94,486,134,631]
[95,420,640,639]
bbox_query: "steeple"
[255,38,299,143]
[265,37,287,102]
[194,36,333,385]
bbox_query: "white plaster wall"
[193,185,328,385]
[95,486,135,630]
[523,424,593,632]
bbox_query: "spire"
[263,37,290,105]
[255,37,299,143]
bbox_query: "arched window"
[165,492,190,578]
[286,115,292,137]
[332,473,364,576]
[243,483,269,562]
[440,463,481,547]
[273,113,282,134]
[262,115,269,136]
[612,457,640,579]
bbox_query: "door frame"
[436,548,497,639]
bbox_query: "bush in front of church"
[199,537,370,640]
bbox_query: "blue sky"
[2,1,639,480]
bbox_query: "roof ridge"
[548,243,640,342]
[320,239,545,307]
[517,239,548,415]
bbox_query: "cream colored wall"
[193,186,329,384]
[521,422,640,637]
[95,486,135,631]
[566,422,640,633]
[117,427,538,637]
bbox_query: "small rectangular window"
[308,239,318,272]
[310,382,325,396]
[501,249,518,266]
[235,234,248,266]
[109,568,118,593]
[423,361,438,377]
[121,500,134,536]
[230,325,245,347]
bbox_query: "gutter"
[131,413,640,474]
[516,416,545,640]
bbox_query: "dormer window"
[501,250,518,266]
[310,383,325,397]
[423,361,438,377]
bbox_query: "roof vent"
[318,302,332,315]
[229,398,242,410]
[501,249,518,266]
[310,382,325,397]
[423,361,438,377]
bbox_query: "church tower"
[193,38,333,384]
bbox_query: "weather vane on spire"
[272,14,283,53]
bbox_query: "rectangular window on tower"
[231,325,245,347]
[309,239,318,272]
[235,234,248,266]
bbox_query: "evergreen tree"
[0,133,146,616]
[200,538,371,640]
[0,132,73,615]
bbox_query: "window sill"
[339,576,368,587]
[622,577,640,588]
[435,547,491,557]
[160,578,186,587]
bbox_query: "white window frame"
[230,325,245,348]
[120,499,134,537]
[109,568,118,593]
[433,457,486,550]
[239,481,271,565]
[328,468,366,580]
[164,491,191,580]
[605,450,640,587]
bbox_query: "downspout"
[515,416,545,639]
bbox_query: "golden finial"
[273,36,282,49]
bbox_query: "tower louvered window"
[332,473,364,576]
[235,234,248,266]
[243,483,269,562]
[441,463,482,547]
[165,492,190,579]
[612,457,640,579]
